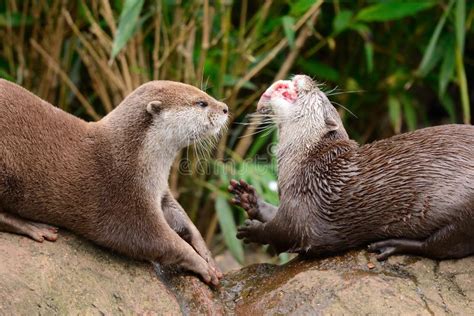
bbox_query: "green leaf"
[247,129,275,158]
[439,35,456,95]
[282,16,295,48]
[110,0,145,60]
[401,96,417,131]
[455,46,470,124]
[333,10,353,35]
[0,12,33,27]
[388,95,402,134]
[418,35,450,78]
[350,22,374,73]
[212,161,230,184]
[454,0,470,124]
[278,253,291,264]
[0,69,14,81]
[417,0,455,77]
[356,0,436,22]
[297,59,340,82]
[215,196,244,263]
[439,93,457,122]
[455,0,466,53]
[349,22,370,35]
[364,42,374,73]
[223,74,257,90]
[289,0,314,17]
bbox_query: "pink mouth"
[257,80,298,113]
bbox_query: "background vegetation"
[1,0,472,264]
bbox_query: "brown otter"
[229,75,474,261]
[0,79,228,285]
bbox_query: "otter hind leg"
[229,179,277,222]
[0,210,58,242]
[368,222,474,261]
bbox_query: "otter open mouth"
[256,75,316,115]
[257,80,298,114]
[257,75,318,114]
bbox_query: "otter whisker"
[199,65,206,91]
[238,125,276,139]
[247,114,290,122]
[322,85,339,95]
[194,136,215,165]
[204,76,211,92]
[233,121,272,126]
[240,116,278,124]
[330,101,358,119]
[326,90,365,96]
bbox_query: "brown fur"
[230,75,474,261]
[0,79,228,284]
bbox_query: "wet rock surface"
[219,253,473,315]
[1,231,473,315]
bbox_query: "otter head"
[256,75,348,143]
[107,80,229,151]
[143,81,228,147]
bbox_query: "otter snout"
[220,102,229,115]
[292,74,315,92]
[206,100,229,132]
[206,100,228,115]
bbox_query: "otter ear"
[325,117,339,131]
[146,101,162,115]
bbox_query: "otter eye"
[196,101,208,108]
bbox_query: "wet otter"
[0,79,228,284]
[229,75,474,260]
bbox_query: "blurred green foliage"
[0,0,472,263]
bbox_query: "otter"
[0,79,228,285]
[229,75,474,261]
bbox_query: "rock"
[1,231,473,315]
[218,252,474,315]
[214,251,242,274]
[0,231,182,315]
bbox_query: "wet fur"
[272,125,474,256]
[232,76,474,260]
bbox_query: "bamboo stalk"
[233,5,323,158]
[62,9,126,92]
[31,39,100,120]
[197,0,210,84]
[100,0,117,35]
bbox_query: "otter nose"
[221,103,229,114]
[292,74,313,89]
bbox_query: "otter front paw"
[229,179,261,220]
[189,256,221,286]
[236,219,265,244]
[202,252,223,280]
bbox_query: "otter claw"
[229,179,260,220]
[368,239,425,261]
[368,245,396,261]
[368,241,399,261]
